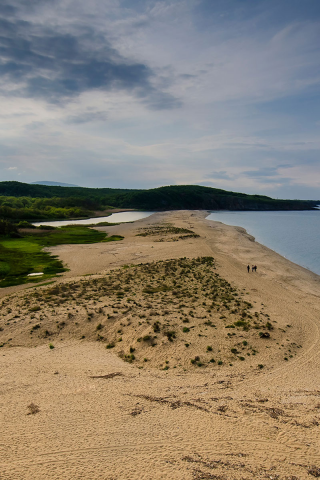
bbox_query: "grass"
[0,240,65,287]
[0,226,124,287]
[0,256,283,370]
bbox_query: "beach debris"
[130,405,143,416]
[89,372,123,379]
[27,403,40,415]
[308,466,320,477]
[192,469,225,479]
[265,407,284,419]
[131,394,210,412]
[217,404,228,413]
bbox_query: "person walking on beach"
[247,264,250,273]
[254,265,257,272]
[252,265,255,272]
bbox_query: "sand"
[1,210,320,480]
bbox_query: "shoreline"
[0,210,320,298]
[207,209,320,277]
[1,210,320,479]
[205,216,320,294]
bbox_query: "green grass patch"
[24,225,107,246]
[0,225,124,287]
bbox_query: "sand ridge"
[1,210,320,479]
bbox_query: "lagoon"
[33,211,155,227]
[207,210,320,276]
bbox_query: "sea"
[207,210,320,276]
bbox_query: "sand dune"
[1,211,320,479]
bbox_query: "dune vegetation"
[0,257,298,369]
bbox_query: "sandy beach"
[1,210,320,479]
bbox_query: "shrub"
[30,324,40,333]
[165,331,176,342]
[234,320,248,328]
[207,345,212,351]
[29,306,41,312]
[259,331,270,338]
[183,327,190,333]
[124,353,135,363]
[191,355,200,365]
[18,221,36,229]
[153,321,160,332]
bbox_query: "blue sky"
[0,0,320,199]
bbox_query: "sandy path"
[1,210,320,479]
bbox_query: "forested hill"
[0,181,317,222]
[103,185,318,211]
[0,181,134,199]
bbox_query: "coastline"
[207,209,320,277]
[203,214,320,298]
[1,210,320,479]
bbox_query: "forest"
[0,181,317,224]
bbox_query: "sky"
[0,0,320,199]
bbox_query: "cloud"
[243,167,280,178]
[0,0,319,200]
[65,110,109,124]
[205,170,234,180]
[0,1,180,109]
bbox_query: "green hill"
[103,185,317,211]
[0,182,317,222]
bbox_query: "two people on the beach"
[247,264,257,272]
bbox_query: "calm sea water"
[33,211,154,227]
[207,210,320,276]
